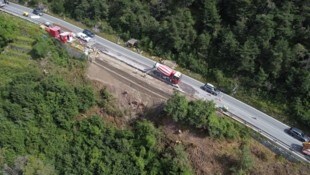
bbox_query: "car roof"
[291,127,303,134]
[83,29,93,33]
[205,83,215,88]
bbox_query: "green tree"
[237,38,259,74]
[23,156,57,175]
[196,32,211,57]
[161,145,193,175]
[188,100,216,129]
[195,0,221,36]
[164,92,189,122]
[134,120,157,149]
[75,86,95,112]
[51,0,65,14]
[32,37,54,59]
[159,8,196,53]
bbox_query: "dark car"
[202,83,220,96]
[287,127,309,142]
[33,8,43,16]
[82,29,95,38]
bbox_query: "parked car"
[82,29,95,38]
[287,127,309,142]
[201,83,220,96]
[44,21,52,27]
[77,32,91,42]
[33,8,43,16]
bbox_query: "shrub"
[164,92,188,122]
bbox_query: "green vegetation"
[164,92,249,139]
[230,141,254,175]
[24,0,309,129]
[0,13,193,174]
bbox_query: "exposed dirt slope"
[86,52,310,175]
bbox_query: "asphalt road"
[1,2,308,161]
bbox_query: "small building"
[126,38,138,47]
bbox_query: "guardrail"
[221,110,310,163]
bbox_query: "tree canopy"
[24,0,309,128]
[0,13,194,174]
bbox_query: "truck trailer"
[152,62,182,85]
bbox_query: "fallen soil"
[86,52,310,175]
[86,51,174,121]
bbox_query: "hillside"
[0,13,193,174]
[1,12,310,175]
[18,0,309,130]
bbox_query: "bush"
[75,86,95,112]
[188,100,216,129]
[164,92,188,122]
[239,142,254,172]
[32,37,52,58]
[164,92,246,139]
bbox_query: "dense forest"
[21,0,309,128]
[0,14,194,174]
[0,11,272,174]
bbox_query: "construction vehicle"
[45,26,74,43]
[302,142,310,156]
[152,62,182,85]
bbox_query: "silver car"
[202,83,220,96]
[287,127,309,142]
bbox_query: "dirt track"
[93,57,171,99]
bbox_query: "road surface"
[1,2,308,162]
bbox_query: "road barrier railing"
[221,110,310,163]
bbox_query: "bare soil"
[86,52,310,175]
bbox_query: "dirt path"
[86,52,178,120]
[93,58,171,99]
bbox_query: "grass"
[9,42,32,52]
[4,50,31,59]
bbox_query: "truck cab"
[153,62,182,85]
[171,71,182,84]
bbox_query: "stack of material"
[302,142,310,155]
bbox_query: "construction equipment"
[302,142,310,156]
[152,62,182,85]
[45,26,74,43]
